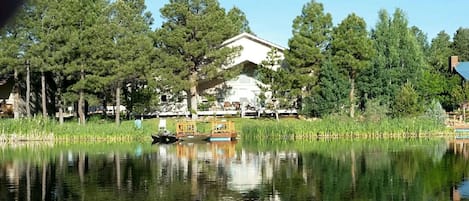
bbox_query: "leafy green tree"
[361,9,427,114]
[155,0,241,119]
[391,82,421,117]
[429,31,454,74]
[425,31,461,111]
[330,13,374,118]
[410,26,430,57]
[284,0,332,112]
[453,27,469,61]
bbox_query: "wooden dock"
[208,120,237,141]
[175,120,199,138]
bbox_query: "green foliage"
[428,31,461,111]
[331,13,374,117]
[391,83,422,117]
[424,100,447,125]
[363,98,389,122]
[362,9,427,106]
[453,27,469,61]
[1,1,468,125]
[284,0,333,109]
[227,6,252,34]
[257,48,293,108]
[305,60,349,117]
[240,117,449,141]
[155,0,242,115]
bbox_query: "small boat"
[152,118,179,144]
[152,132,178,144]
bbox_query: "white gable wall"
[217,33,284,108]
[223,33,284,70]
[222,74,263,106]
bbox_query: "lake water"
[0,139,468,201]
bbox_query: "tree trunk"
[115,82,121,125]
[41,71,47,118]
[58,84,64,125]
[189,71,198,119]
[78,67,85,125]
[350,77,355,118]
[26,62,31,118]
[13,68,20,119]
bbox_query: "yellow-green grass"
[0,116,452,142]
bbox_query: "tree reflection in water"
[0,139,468,200]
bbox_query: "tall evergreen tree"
[284,0,333,113]
[155,0,240,119]
[95,0,153,125]
[308,60,349,117]
[57,0,109,125]
[227,6,252,34]
[331,13,374,118]
[453,27,469,61]
[0,2,35,119]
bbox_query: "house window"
[161,95,167,102]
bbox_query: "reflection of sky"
[459,180,469,198]
[229,150,263,192]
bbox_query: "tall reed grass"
[0,116,152,142]
[0,116,453,142]
[239,116,452,141]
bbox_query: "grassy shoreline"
[0,116,454,142]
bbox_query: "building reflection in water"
[448,139,469,201]
[156,141,295,200]
[3,140,469,200]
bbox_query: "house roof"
[222,32,286,52]
[456,62,469,80]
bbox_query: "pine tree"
[453,28,469,61]
[94,0,153,125]
[284,0,333,113]
[227,6,252,34]
[0,2,35,119]
[56,0,109,125]
[331,13,374,118]
[155,0,241,119]
[308,60,349,117]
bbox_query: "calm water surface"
[0,139,468,201]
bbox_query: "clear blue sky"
[144,0,469,47]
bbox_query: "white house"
[158,32,292,117]
[219,32,285,107]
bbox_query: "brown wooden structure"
[208,120,237,141]
[175,120,198,138]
